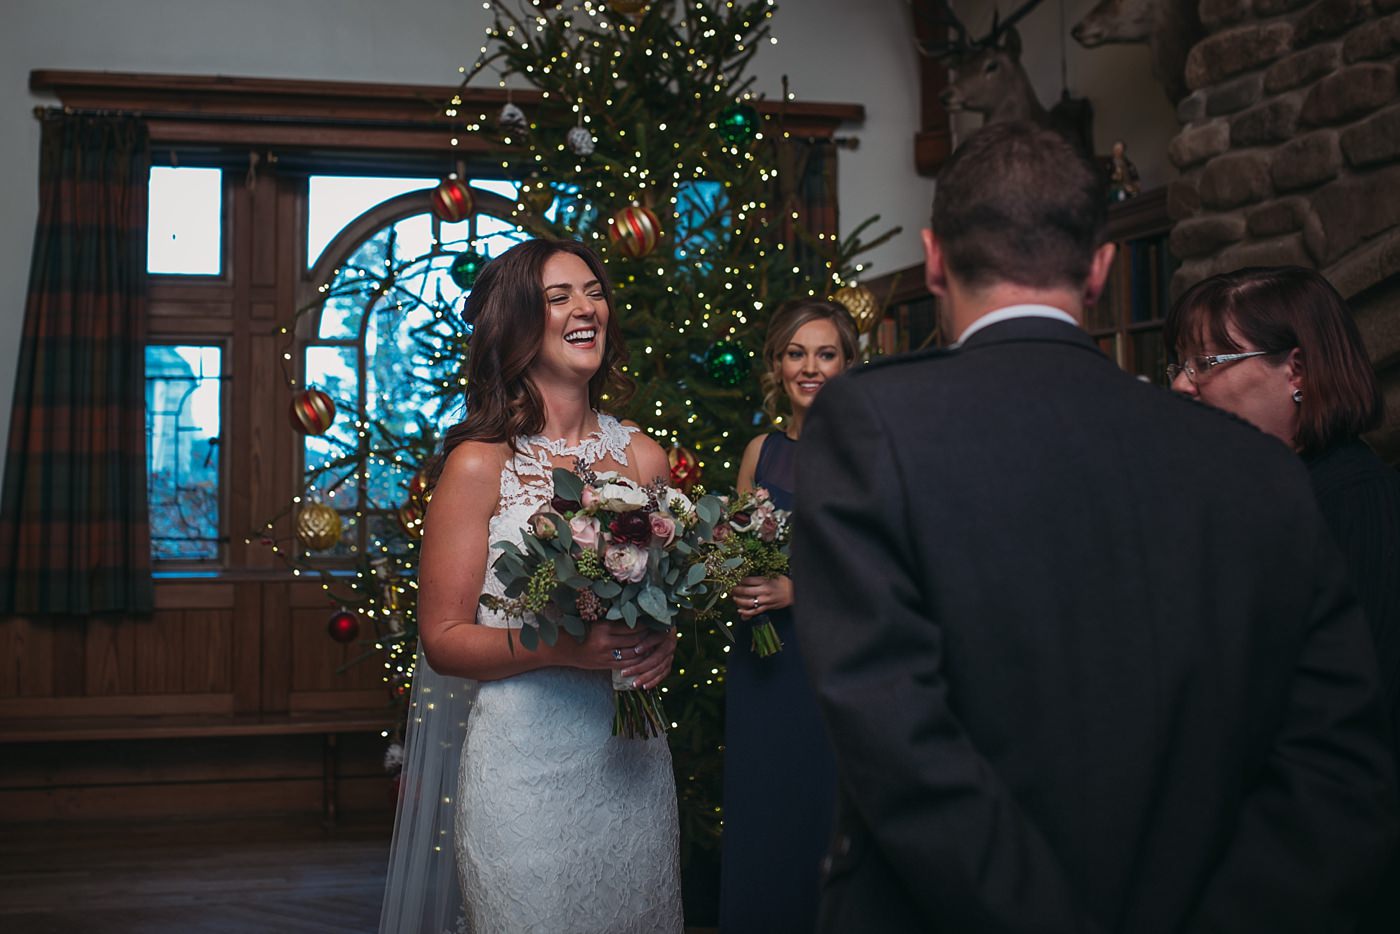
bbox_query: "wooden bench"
[0,711,397,823]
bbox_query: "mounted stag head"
[917,1,1051,126]
[940,25,1049,124]
[1071,0,1203,103]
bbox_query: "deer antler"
[910,0,974,60]
[984,0,1048,46]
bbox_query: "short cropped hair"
[1165,265,1382,456]
[931,121,1108,291]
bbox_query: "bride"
[379,239,684,933]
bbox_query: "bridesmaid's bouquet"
[480,463,738,738]
[707,488,791,657]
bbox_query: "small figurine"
[1107,140,1141,202]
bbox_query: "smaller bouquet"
[481,463,737,738]
[708,487,791,657]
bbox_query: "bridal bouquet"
[708,487,791,657]
[480,463,737,738]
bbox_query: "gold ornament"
[296,502,343,551]
[833,285,881,335]
[608,204,662,259]
[398,501,425,539]
[518,178,555,215]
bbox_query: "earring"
[1292,389,1303,404]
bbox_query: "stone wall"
[1167,0,1400,460]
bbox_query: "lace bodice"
[478,414,638,630]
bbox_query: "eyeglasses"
[1166,349,1288,385]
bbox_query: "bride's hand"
[619,627,679,691]
[553,621,654,672]
[732,574,794,620]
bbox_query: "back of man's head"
[931,121,1108,293]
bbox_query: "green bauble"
[449,249,487,290]
[717,103,759,145]
[705,339,748,386]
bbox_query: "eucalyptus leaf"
[638,585,673,623]
[593,580,622,599]
[622,601,638,627]
[552,467,585,502]
[553,553,578,581]
[519,625,540,652]
[493,539,524,558]
[561,615,586,638]
[538,613,559,646]
[606,605,624,620]
[685,563,708,587]
[696,498,721,525]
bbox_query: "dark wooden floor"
[0,815,393,933]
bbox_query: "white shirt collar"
[952,304,1080,347]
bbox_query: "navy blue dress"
[720,432,837,933]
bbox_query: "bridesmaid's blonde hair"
[760,298,859,422]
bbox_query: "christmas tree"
[266,0,896,896]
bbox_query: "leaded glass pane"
[146,345,222,560]
[147,168,222,275]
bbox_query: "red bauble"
[289,389,336,435]
[398,501,425,539]
[431,178,474,223]
[668,444,701,491]
[327,610,360,643]
[608,204,662,259]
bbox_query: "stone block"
[1295,0,1372,46]
[1217,233,1314,270]
[1187,23,1296,90]
[1168,177,1204,220]
[1170,214,1249,257]
[1231,92,1305,145]
[1169,120,1232,169]
[1201,0,1254,30]
[1199,151,1275,209]
[1343,12,1400,61]
[1256,0,1315,13]
[1324,225,1400,299]
[1300,63,1397,125]
[1379,0,1400,12]
[1247,197,1310,236]
[1309,164,1400,262]
[1172,262,1214,302]
[1208,74,1268,116]
[1264,43,1341,93]
[1178,90,1209,124]
[1272,131,1344,190]
[1340,105,1400,166]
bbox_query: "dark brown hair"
[760,298,859,421]
[931,121,1107,290]
[1165,265,1382,456]
[432,239,633,479]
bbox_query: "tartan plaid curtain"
[0,113,153,616]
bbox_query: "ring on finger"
[634,644,645,656]
[751,596,760,610]
[611,648,623,661]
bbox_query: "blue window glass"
[674,180,728,269]
[146,345,222,560]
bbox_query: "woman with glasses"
[1165,264,1400,934]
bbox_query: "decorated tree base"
[613,670,668,739]
[750,615,783,657]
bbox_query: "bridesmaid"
[721,298,859,933]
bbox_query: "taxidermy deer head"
[1071,0,1203,103]
[917,1,1051,125]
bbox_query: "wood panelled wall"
[0,166,395,821]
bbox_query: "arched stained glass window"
[298,178,530,556]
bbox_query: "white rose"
[596,478,650,512]
[604,543,649,583]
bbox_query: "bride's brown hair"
[431,239,633,482]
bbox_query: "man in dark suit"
[793,121,1398,933]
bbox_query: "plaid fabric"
[0,114,153,615]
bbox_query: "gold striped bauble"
[288,389,336,435]
[430,178,474,223]
[608,204,662,259]
[398,501,425,539]
[296,502,343,551]
[832,285,881,335]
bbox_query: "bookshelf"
[861,187,1175,381]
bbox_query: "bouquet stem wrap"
[612,670,668,739]
[749,614,783,658]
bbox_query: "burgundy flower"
[551,494,581,515]
[609,510,653,546]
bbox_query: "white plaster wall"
[0,0,1175,464]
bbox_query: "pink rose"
[713,522,732,542]
[580,485,599,510]
[569,515,602,551]
[650,513,676,546]
[753,487,770,504]
[757,514,780,543]
[604,543,649,583]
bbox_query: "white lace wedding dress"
[453,415,684,933]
